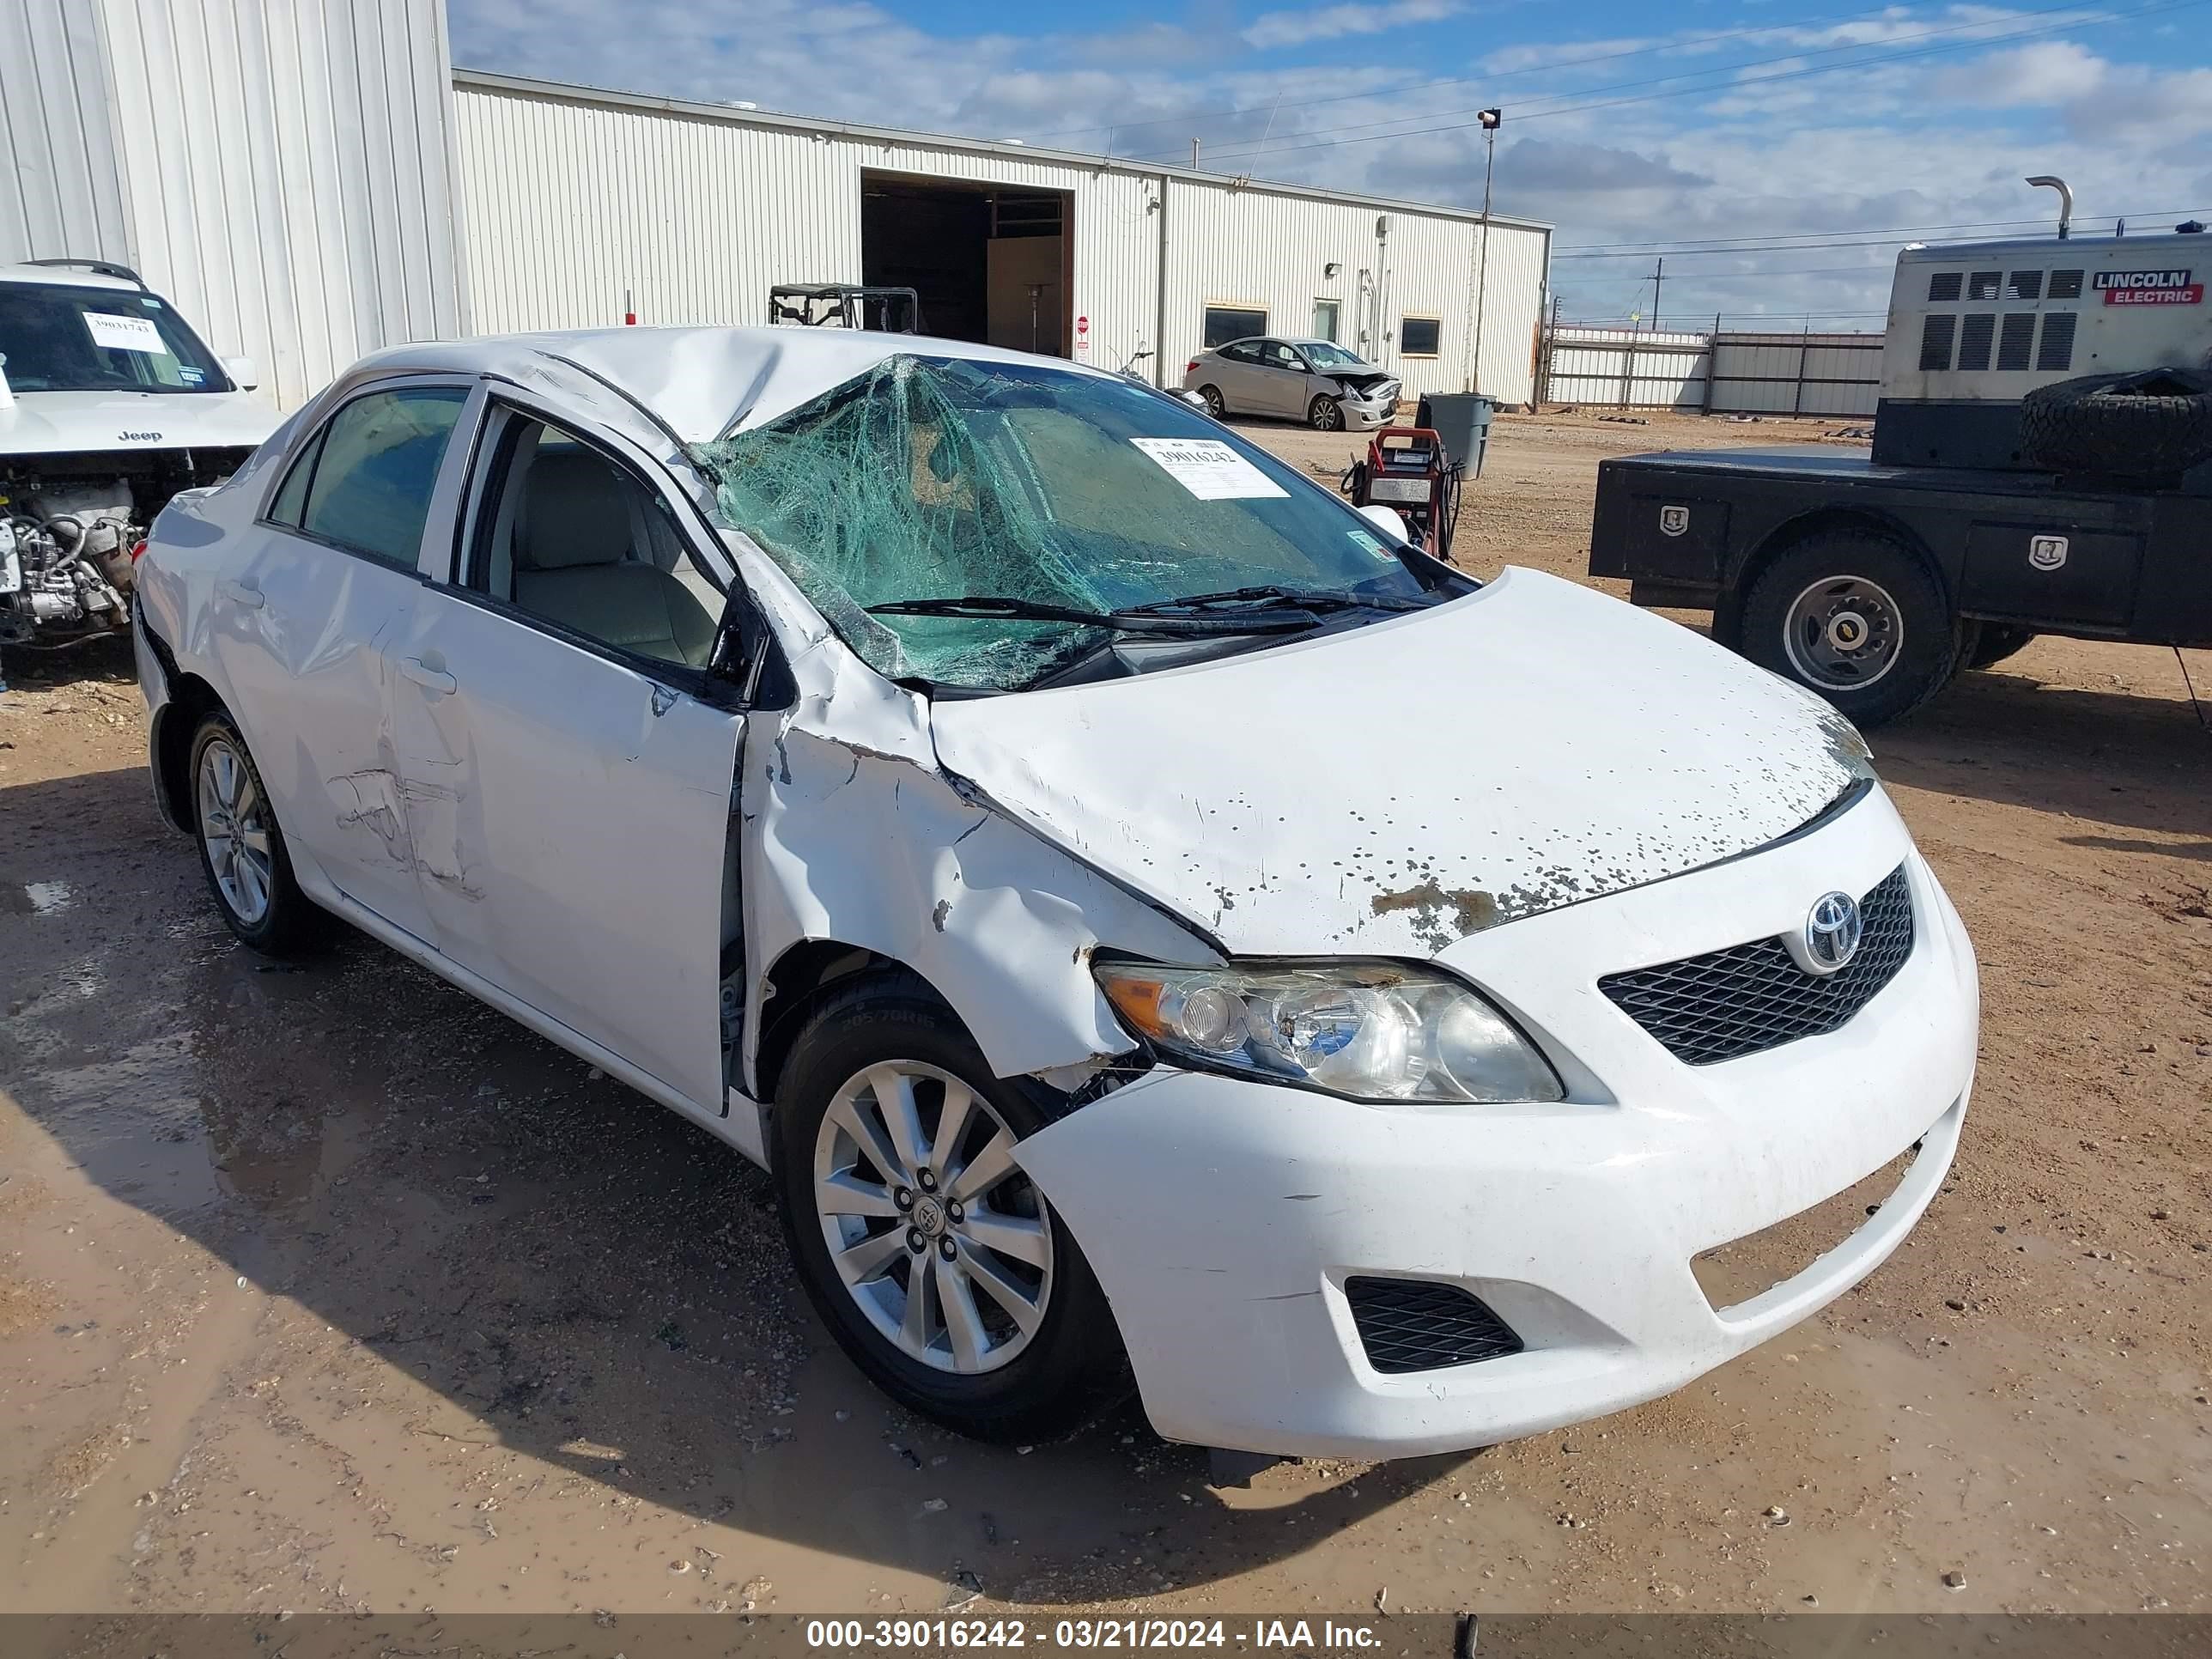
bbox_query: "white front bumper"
[1013,787,1978,1459]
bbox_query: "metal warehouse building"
[4,0,1552,409]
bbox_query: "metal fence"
[1540,323,1883,417]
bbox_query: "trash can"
[1417,393,1494,478]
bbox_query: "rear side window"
[289,387,469,570]
[1204,307,1267,349]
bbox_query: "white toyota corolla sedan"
[134,329,1978,1460]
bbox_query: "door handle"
[399,657,457,696]
[220,579,264,611]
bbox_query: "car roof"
[344,325,1129,443]
[0,262,142,293]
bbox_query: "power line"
[1020,1,1931,145]
[1557,209,2212,256]
[1127,0,2192,167]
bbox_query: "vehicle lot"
[0,408,2206,1618]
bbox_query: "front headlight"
[1094,960,1564,1104]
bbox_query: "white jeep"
[1,259,279,669]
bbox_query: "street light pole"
[1468,108,1502,395]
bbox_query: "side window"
[266,427,325,527]
[467,414,724,672]
[1263,341,1304,370]
[1400,317,1443,357]
[1204,307,1267,349]
[294,387,469,569]
[1219,340,1261,364]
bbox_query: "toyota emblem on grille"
[1786,890,1863,976]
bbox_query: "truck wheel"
[2020,368,2212,480]
[1963,623,2038,672]
[1740,532,1961,726]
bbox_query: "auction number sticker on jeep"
[2095,268,2203,306]
[1129,437,1288,501]
[82,311,171,353]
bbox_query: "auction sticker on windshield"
[82,312,170,354]
[1129,437,1289,501]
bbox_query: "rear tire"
[775,975,1127,1443]
[188,711,325,956]
[1197,384,1227,420]
[1739,530,1961,727]
[1309,394,1345,431]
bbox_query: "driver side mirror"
[223,356,260,392]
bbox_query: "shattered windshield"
[1301,342,1370,371]
[698,355,1434,691]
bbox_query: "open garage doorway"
[860,173,1072,356]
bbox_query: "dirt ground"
[1,410,2207,1621]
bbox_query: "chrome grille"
[1598,865,1916,1066]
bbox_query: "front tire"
[775,975,1127,1443]
[1308,394,1345,431]
[189,712,324,956]
[1739,530,1961,726]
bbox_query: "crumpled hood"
[927,568,1870,958]
[0,387,279,457]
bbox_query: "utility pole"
[1650,257,1663,333]
[1468,108,1502,395]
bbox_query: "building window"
[1399,316,1442,357]
[1203,306,1267,349]
[1311,299,1340,342]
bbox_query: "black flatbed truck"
[1588,442,2212,724]
[1586,197,2212,725]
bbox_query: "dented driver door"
[380,396,746,1117]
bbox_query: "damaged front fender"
[738,557,1218,1092]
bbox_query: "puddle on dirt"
[5,879,78,916]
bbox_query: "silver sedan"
[1182,337,1401,430]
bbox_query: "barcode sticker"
[1128,437,1288,501]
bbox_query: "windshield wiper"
[1115,584,1429,617]
[865,595,1319,635]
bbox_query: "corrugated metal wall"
[1,0,465,409]
[454,76,1548,405]
[453,81,1163,372]
[0,0,133,264]
[1162,179,1547,404]
[1544,325,1880,416]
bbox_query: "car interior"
[476,422,725,669]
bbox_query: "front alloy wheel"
[1309,394,1345,431]
[775,975,1127,1441]
[813,1060,1054,1374]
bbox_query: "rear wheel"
[189,712,324,956]
[1308,394,1345,431]
[1196,384,1226,420]
[1739,530,1961,726]
[776,975,1126,1443]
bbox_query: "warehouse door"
[860,173,1072,356]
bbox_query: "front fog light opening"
[1095,958,1565,1105]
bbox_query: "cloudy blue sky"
[447,2,2212,330]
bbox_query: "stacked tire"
[2019,368,2212,481]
